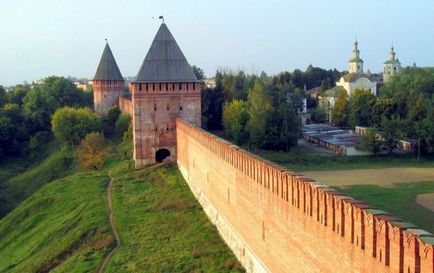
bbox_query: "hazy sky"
[1,0,433,86]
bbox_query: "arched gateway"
[155,148,171,163]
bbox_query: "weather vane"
[159,15,164,23]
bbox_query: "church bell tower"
[348,40,364,74]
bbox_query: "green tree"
[51,107,101,145]
[247,80,272,148]
[0,103,28,156]
[23,76,90,132]
[192,65,205,80]
[310,107,327,123]
[331,89,349,127]
[372,99,392,129]
[357,128,382,154]
[7,85,30,106]
[349,89,376,127]
[222,100,249,145]
[201,87,224,130]
[381,67,434,98]
[0,86,7,107]
[103,106,121,137]
[381,116,404,154]
[115,114,131,137]
[76,132,105,170]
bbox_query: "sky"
[1,0,433,86]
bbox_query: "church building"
[93,22,201,168]
[383,46,401,82]
[335,40,377,96]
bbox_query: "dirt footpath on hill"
[416,193,434,213]
[301,167,434,187]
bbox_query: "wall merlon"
[175,119,434,273]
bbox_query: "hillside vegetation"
[0,173,112,272]
[0,139,243,272]
[106,162,243,273]
[0,143,75,217]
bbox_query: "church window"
[152,83,155,90]
[166,126,169,132]
[159,83,162,90]
[145,83,148,91]
[167,105,169,111]
[179,83,182,90]
[154,104,157,111]
[155,127,158,131]
[193,83,196,90]
[179,104,183,111]
[393,67,397,71]
[172,83,175,90]
[139,84,142,91]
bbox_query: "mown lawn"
[336,181,434,233]
[257,149,434,172]
[106,161,244,273]
[0,172,113,273]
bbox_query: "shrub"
[76,132,105,170]
[115,114,131,137]
[51,107,100,145]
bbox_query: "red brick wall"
[131,82,201,168]
[119,96,133,116]
[93,80,124,116]
[176,119,434,273]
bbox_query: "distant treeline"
[199,67,344,151]
[0,77,93,159]
[330,67,434,155]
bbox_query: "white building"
[336,41,377,96]
[383,47,402,82]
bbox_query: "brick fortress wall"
[176,119,434,273]
[93,80,124,116]
[130,82,201,168]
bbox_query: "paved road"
[97,172,120,273]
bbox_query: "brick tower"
[130,22,201,168]
[93,42,125,116]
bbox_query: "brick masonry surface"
[176,119,434,273]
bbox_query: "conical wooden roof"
[135,23,198,82]
[94,42,123,81]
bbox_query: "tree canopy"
[51,107,100,145]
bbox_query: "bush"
[115,114,131,137]
[103,106,121,137]
[51,107,101,145]
[76,132,105,170]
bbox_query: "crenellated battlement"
[176,118,434,273]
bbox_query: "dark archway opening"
[155,148,171,163]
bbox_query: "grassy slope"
[0,138,243,272]
[0,173,112,273]
[337,182,434,233]
[0,143,75,217]
[106,161,244,273]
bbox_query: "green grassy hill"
[0,143,75,217]
[0,173,112,273]
[0,141,243,272]
[106,162,243,273]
